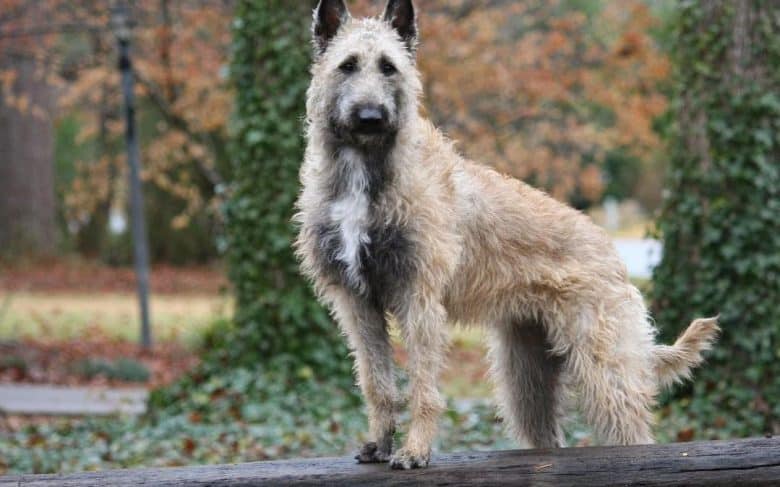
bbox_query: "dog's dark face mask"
[312,0,418,149]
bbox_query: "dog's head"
[309,0,421,146]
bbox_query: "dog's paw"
[355,442,391,464]
[389,447,430,470]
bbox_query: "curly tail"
[653,317,720,389]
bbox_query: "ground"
[0,259,224,389]
[0,257,721,475]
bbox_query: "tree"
[0,1,234,262]
[0,1,103,256]
[0,56,57,255]
[652,0,780,437]
[222,0,351,376]
[60,1,234,262]
[2,0,674,262]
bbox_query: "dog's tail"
[653,316,720,389]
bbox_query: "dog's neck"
[325,133,398,203]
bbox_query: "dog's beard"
[323,126,397,203]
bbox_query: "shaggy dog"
[294,0,719,470]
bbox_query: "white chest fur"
[329,148,371,291]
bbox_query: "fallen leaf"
[183,437,197,456]
[677,428,695,442]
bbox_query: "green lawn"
[0,292,231,344]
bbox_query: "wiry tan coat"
[295,0,719,470]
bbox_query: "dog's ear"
[383,0,418,53]
[313,0,350,56]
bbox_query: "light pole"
[111,1,152,349]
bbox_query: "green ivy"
[220,0,351,378]
[652,0,780,437]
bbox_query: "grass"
[0,290,492,397]
[0,292,231,345]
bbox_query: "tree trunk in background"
[223,0,351,377]
[651,0,780,436]
[0,58,57,255]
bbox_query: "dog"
[294,0,719,470]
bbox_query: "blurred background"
[0,0,778,475]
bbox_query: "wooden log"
[3,437,779,486]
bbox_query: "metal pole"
[112,2,152,349]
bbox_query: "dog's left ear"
[383,0,417,53]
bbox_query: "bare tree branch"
[134,70,226,189]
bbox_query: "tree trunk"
[651,0,780,435]
[0,57,57,255]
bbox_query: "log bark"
[3,437,779,486]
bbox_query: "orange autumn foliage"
[1,1,232,231]
[353,0,670,204]
[1,0,670,232]
[63,2,233,230]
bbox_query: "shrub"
[72,358,150,383]
[72,358,116,380]
[112,358,151,383]
[0,355,27,374]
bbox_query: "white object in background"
[603,197,620,232]
[613,238,662,279]
[109,206,128,235]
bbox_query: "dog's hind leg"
[563,305,657,445]
[488,318,566,449]
[570,353,656,445]
[331,291,398,463]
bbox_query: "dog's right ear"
[313,0,350,56]
[383,0,417,53]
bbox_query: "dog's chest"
[326,182,371,290]
[315,171,414,308]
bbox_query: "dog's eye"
[339,59,358,74]
[380,60,397,76]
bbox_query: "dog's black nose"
[353,105,387,133]
[358,106,383,123]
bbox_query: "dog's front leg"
[331,291,397,463]
[391,301,448,470]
